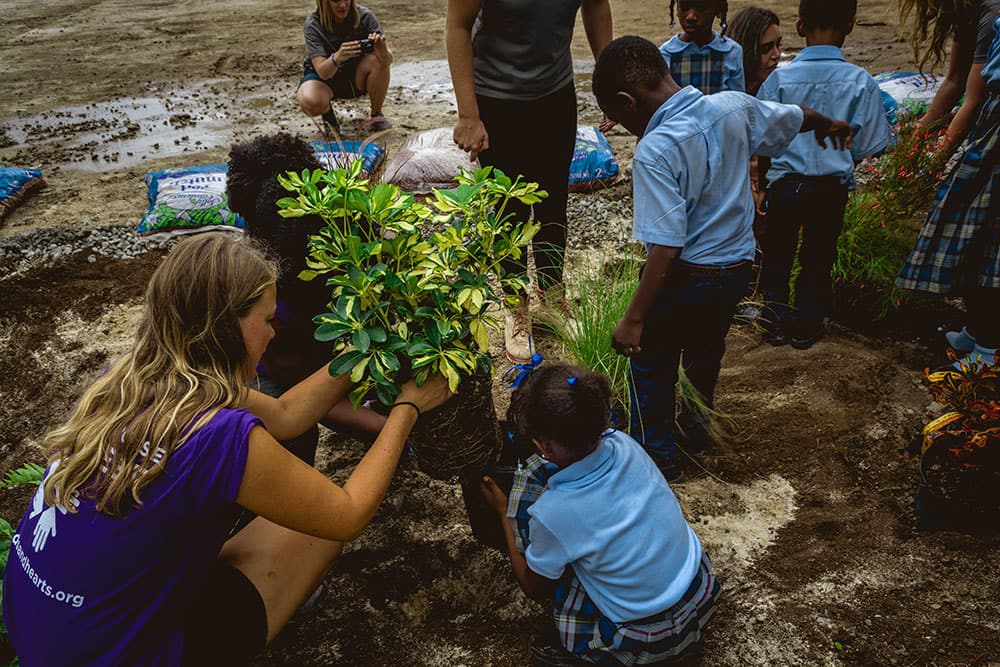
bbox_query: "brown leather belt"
[677,260,752,276]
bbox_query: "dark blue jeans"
[760,176,849,326]
[628,262,752,466]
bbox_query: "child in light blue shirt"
[660,0,744,93]
[756,0,891,350]
[480,363,720,665]
[591,35,852,479]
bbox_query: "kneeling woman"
[2,233,450,665]
[297,0,394,135]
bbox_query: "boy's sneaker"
[321,109,341,138]
[790,319,827,350]
[759,318,788,347]
[734,300,762,324]
[362,114,393,133]
[504,297,533,363]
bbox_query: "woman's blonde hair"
[896,0,971,71]
[41,233,277,516]
[317,0,361,32]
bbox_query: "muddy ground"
[2,1,999,665]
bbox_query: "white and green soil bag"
[137,164,243,237]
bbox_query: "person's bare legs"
[355,53,390,116]
[220,516,343,643]
[297,79,335,118]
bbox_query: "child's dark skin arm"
[799,106,853,150]
[480,476,558,603]
[612,244,682,356]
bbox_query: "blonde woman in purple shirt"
[2,233,451,666]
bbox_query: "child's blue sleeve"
[524,516,572,581]
[632,160,687,248]
[748,98,803,157]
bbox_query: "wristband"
[391,401,421,419]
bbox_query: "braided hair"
[668,0,730,36]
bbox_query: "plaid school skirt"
[552,554,720,666]
[896,93,1000,294]
[507,457,721,666]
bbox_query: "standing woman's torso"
[954,0,1000,63]
[472,0,582,99]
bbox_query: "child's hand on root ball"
[480,476,509,517]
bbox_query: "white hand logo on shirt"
[32,506,60,552]
[26,459,78,553]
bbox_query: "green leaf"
[350,355,370,383]
[367,327,387,343]
[314,322,351,342]
[2,463,44,489]
[328,349,366,377]
[379,351,401,373]
[407,341,435,356]
[375,383,397,408]
[352,328,371,353]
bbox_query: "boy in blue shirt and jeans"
[757,0,890,349]
[593,36,852,479]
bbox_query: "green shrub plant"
[276,162,541,407]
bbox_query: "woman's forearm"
[446,0,481,121]
[244,364,352,440]
[581,0,613,60]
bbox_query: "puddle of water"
[0,59,600,173]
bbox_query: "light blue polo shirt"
[659,32,745,93]
[525,429,702,623]
[632,87,803,265]
[757,45,890,187]
[983,16,1000,91]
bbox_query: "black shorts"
[300,60,362,99]
[181,561,267,666]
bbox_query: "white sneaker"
[504,298,533,363]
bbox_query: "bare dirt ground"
[2,1,999,665]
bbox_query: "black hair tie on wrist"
[392,401,421,419]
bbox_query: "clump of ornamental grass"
[541,253,732,448]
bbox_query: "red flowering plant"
[830,116,948,317]
[917,351,1000,511]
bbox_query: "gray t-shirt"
[955,0,1000,63]
[303,5,382,68]
[472,0,582,100]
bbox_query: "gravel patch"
[1,226,180,276]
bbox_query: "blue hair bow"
[504,352,544,389]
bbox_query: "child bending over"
[593,36,851,480]
[757,0,890,349]
[481,363,720,665]
[660,0,744,93]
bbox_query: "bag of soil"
[0,167,45,222]
[383,127,477,194]
[568,125,620,193]
[137,164,244,238]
